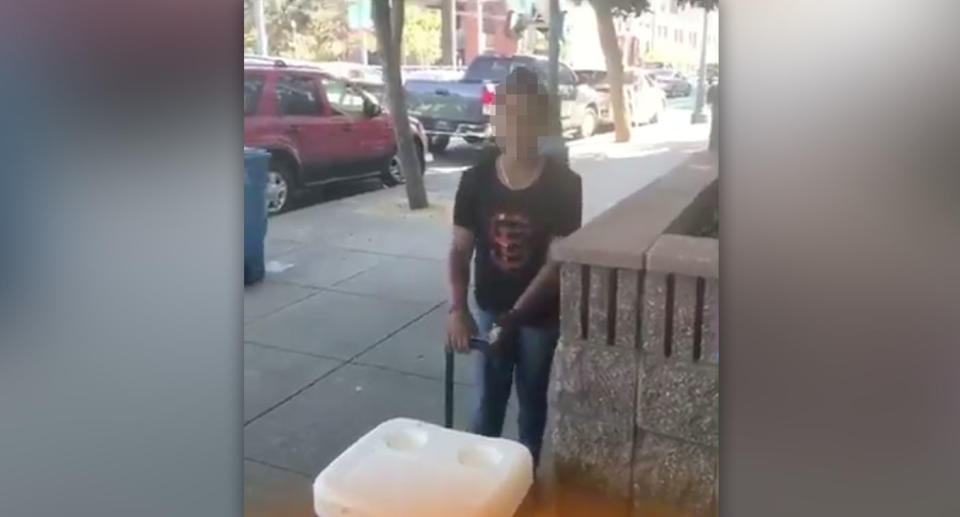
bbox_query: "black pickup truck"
[404,54,602,153]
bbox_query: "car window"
[463,57,518,82]
[275,75,322,116]
[531,60,551,80]
[322,78,367,116]
[244,74,265,116]
[579,71,607,85]
[559,64,576,85]
[356,82,385,103]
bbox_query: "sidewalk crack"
[244,457,312,478]
[242,301,444,427]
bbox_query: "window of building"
[691,32,698,48]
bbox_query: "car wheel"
[382,155,405,186]
[651,101,666,124]
[266,160,294,215]
[382,142,424,187]
[580,107,598,138]
[427,135,449,154]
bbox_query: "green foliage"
[586,0,717,18]
[402,6,441,65]
[581,0,649,18]
[243,0,446,64]
[243,0,353,60]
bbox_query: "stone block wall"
[549,152,719,517]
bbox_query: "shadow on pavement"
[282,177,385,214]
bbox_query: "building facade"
[637,0,719,73]
[414,0,518,65]
[414,0,718,73]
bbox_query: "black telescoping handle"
[444,348,454,429]
[444,339,490,429]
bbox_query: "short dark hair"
[497,66,549,121]
[503,66,545,96]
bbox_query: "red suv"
[244,58,409,214]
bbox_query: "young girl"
[445,66,583,466]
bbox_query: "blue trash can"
[244,147,270,285]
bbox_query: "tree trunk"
[592,2,630,142]
[546,0,568,163]
[373,0,429,209]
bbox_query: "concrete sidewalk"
[243,118,708,516]
[243,170,503,516]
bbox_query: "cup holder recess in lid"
[384,427,429,451]
[457,445,504,469]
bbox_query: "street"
[242,103,710,516]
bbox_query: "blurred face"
[493,89,547,160]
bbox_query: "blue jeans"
[470,309,559,466]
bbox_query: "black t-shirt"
[453,151,583,324]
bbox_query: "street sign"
[347,0,372,30]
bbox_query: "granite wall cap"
[645,235,719,278]
[552,152,718,270]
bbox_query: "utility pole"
[547,0,559,101]
[546,0,567,162]
[254,0,268,55]
[444,0,457,67]
[650,8,657,59]
[690,7,711,124]
[452,0,458,66]
[476,0,484,56]
[360,31,368,64]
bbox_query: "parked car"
[404,54,603,153]
[312,60,384,84]
[349,78,429,177]
[244,58,403,214]
[646,69,693,98]
[574,68,668,127]
[402,69,464,82]
[573,68,614,127]
[625,69,667,125]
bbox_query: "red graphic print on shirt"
[488,212,536,272]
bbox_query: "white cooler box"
[313,418,533,517]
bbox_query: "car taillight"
[481,83,495,115]
[481,84,495,105]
